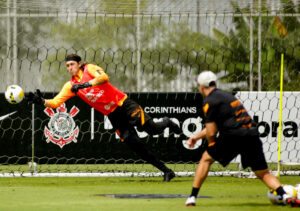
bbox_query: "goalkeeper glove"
[27,89,45,105]
[71,82,91,93]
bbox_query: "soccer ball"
[4,85,24,104]
[268,185,298,205]
[296,184,300,200]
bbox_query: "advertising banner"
[0,92,299,164]
[0,93,204,163]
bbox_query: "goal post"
[277,53,284,177]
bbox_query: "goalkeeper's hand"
[71,82,91,93]
[27,89,45,105]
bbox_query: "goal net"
[0,0,300,177]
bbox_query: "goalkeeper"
[28,54,180,182]
[185,71,300,206]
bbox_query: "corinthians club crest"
[44,104,79,148]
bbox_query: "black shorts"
[206,134,268,171]
[108,98,151,139]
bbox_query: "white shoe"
[282,194,293,205]
[185,196,196,206]
[269,193,293,205]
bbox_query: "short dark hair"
[65,54,81,62]
[208,81,216,87]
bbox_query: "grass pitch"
[0,176,298,211]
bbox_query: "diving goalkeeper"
[28,54,180,182]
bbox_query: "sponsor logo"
[86,89,104,103]
[104,101,115,110]
[144,106,197,114]
[44,104,79,148]
[105,114,299,139]
[254,115,298,138]
[104,116,202,139]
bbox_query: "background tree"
[164,0,300,91]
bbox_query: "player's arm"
[87,65,109,86]
[44,82,75,108]
[205,122,218,147]
[202,101,218,147]
[70,64,109,93]
[187,128,207,148]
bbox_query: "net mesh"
[0,0,300,176]
[1,0,299,15]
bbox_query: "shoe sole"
[186,203,196,207]
[163,174,175,182]
[163,173,176,182]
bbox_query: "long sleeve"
[86,64,109,86]
[44,81,75,108]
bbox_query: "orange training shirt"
[44,64,127,115]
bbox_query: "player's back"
[204,89,256,136]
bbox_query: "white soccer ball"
[267,185,298,205]
[295,184,300,200]
[5,85,24,104]
[283,184,298,198]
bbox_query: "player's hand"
[27,89,45,105]
[71,82,91,93]
[186,136,197,149]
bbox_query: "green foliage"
[43,13,184,91]
[209,0,300,91]
[39,0,300,91]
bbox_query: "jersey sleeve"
[44,82,75,108]
[202,99,218,123]
[86,64,109,86]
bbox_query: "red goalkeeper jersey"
[45,64,127,115]
[71,65,126,115]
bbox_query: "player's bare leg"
[186,151,214,206]
[254,169,281,190]
[255,169,299,206]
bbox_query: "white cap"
[197,71,217,87]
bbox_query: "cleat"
[163,171,175,182]
[185,196,196,206]
[286,198,300,207]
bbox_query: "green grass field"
[0,176,298,211]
